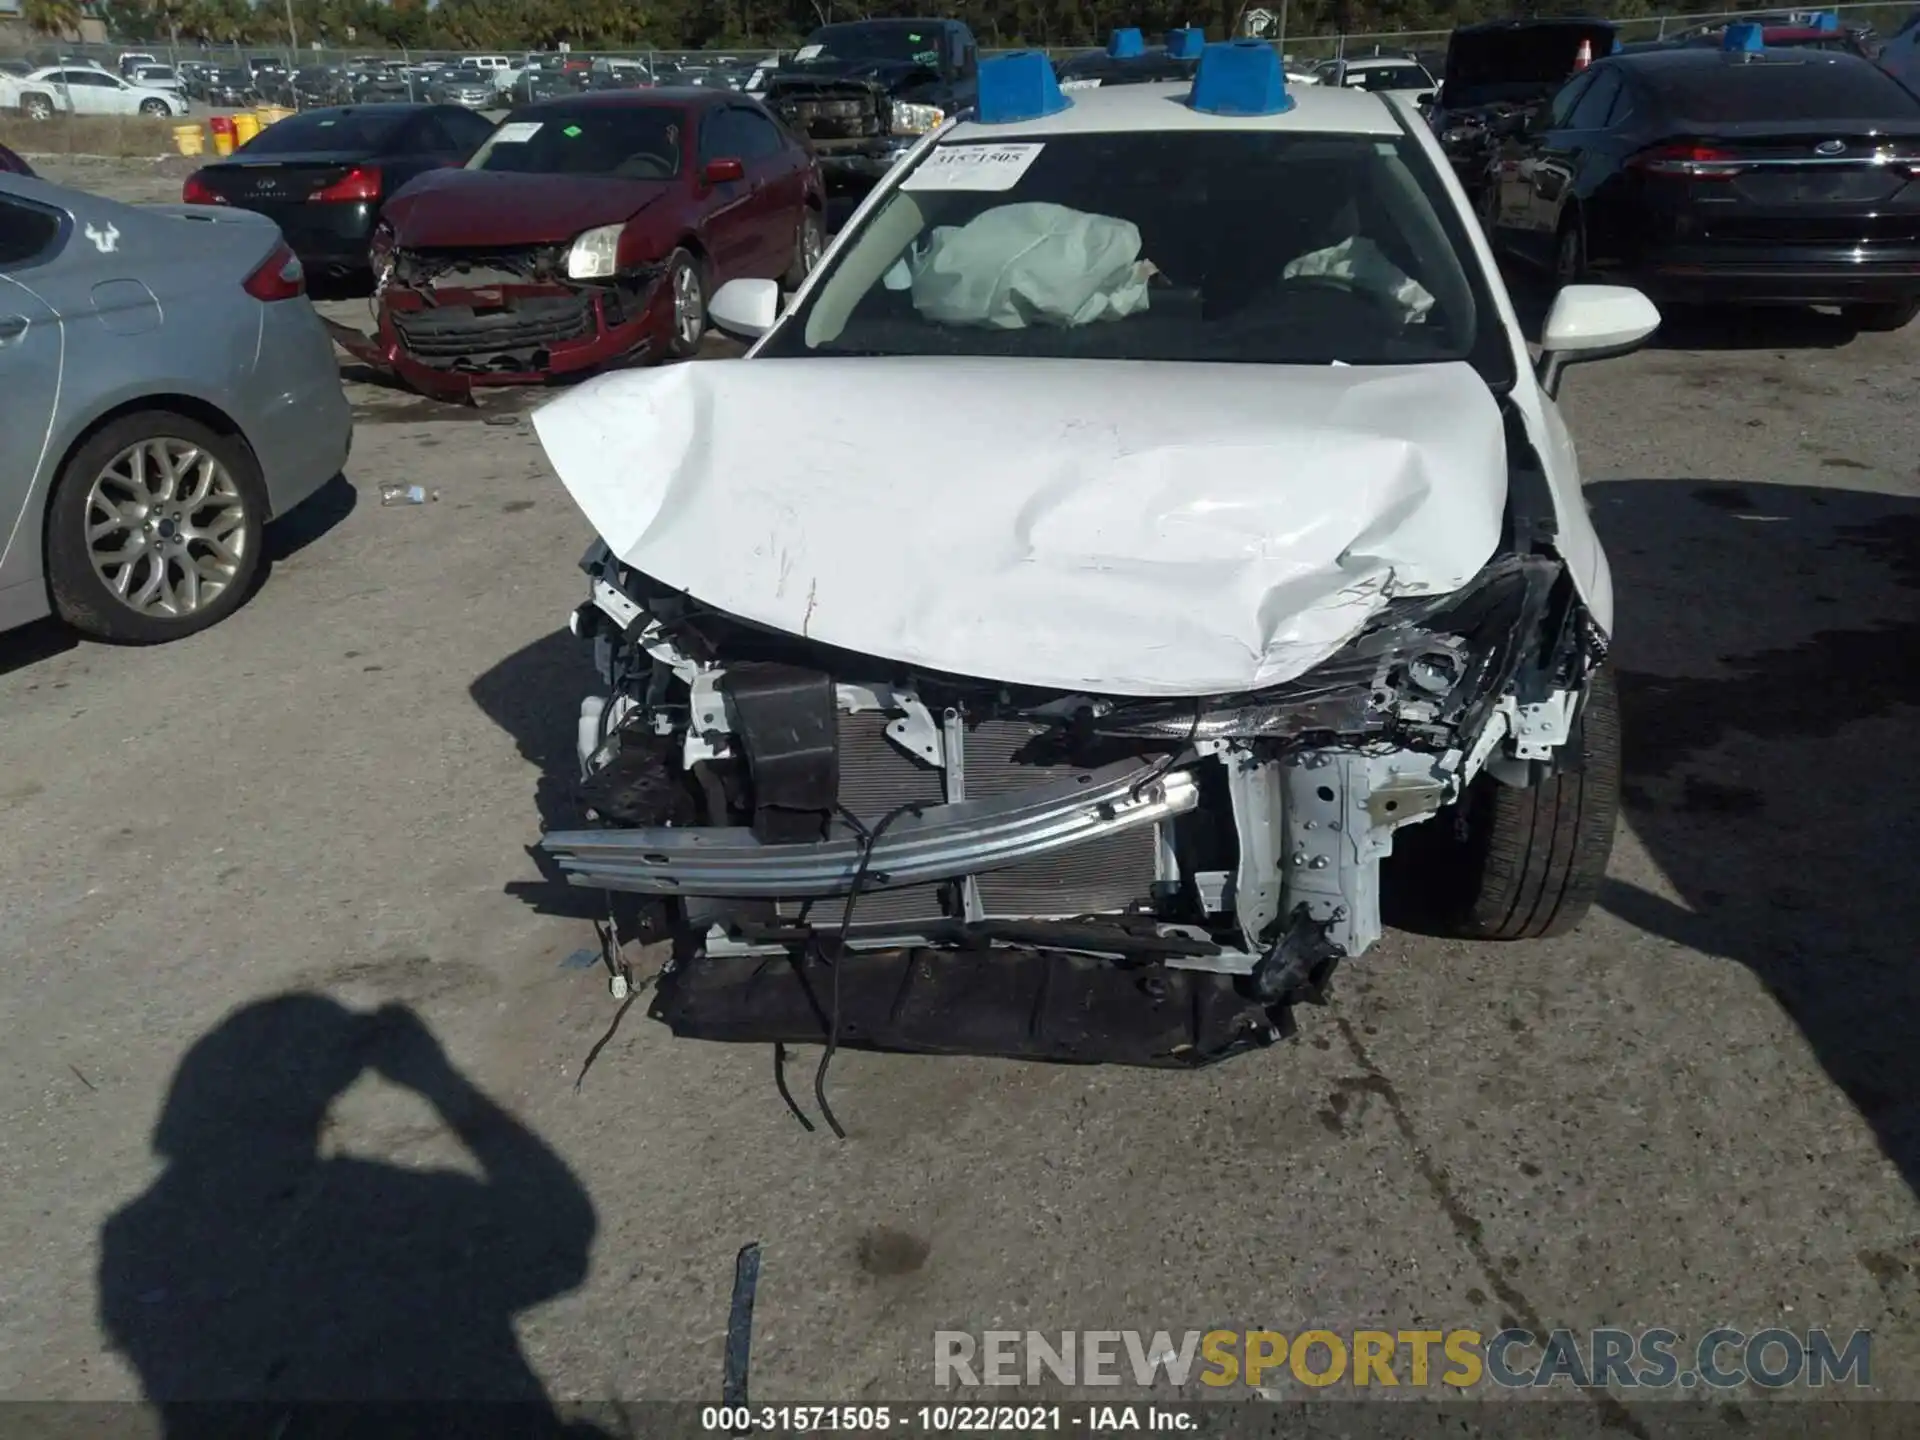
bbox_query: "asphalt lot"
[2,154,1919,1416]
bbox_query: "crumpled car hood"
[532,357,1507,697]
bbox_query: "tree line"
[21,0,1679,55]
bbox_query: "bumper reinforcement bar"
[541,760,1199,896]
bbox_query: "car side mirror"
[703,157,746,184]
[1415,90,1435,109]
[709,277,781,340]
[1537,284,1660,398]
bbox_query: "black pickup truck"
[764,17,979,195]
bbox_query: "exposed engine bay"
[540,403,1606,1071]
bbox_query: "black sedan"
[180,104,499,282]
[194,67,260,107]
[1483,46,1920,330]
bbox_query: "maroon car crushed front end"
[333,89,824,399]
[365,234,673,396]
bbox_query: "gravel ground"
[2,155,1918,1420]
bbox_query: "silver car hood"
[531,356,1507,698]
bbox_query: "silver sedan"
[0,173,352,643]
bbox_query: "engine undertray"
[649,946,1294,1068]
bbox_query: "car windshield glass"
[762,127,1509,383]
[214,69,250,83]
[1644,58,1920,121]
[241,110,407,152]
[797,22,942,67]
[469,105,685,177]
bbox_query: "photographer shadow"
[98,994,609,1437]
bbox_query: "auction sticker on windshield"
[901,142,1045,192]
[492,121,542,143]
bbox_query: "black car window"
[241,110,408,153]
[700,108,743,161]
[731,107,786,159]
[437,108,498,152]
[1643,56,1920,122]
[1546,71,1595,128]
[0,195,62,269]
[1359,65,1431,90]
[472,104,686,178]
[1567,68,1620,128]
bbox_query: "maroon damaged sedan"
[0,143,32,176]
[342,89,825,397]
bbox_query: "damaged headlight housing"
[891,102,945,136]
[368,220,396,286]
[566,222,624,280]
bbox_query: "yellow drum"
[231,111,260,146]
[172,122,205,157]
[255,105,294,127]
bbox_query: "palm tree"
[22,0,85,40]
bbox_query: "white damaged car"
[529,43,1660,1077]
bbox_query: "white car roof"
[1341,56,1428,70]
[942,78,1403,141]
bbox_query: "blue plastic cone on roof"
[975,50,1070,123]
[1108,28,1145,58]
[1724,22,1765,51]
[1811,10,1840,30]
[1165,27,1206,59]
[1189,39,1292,116]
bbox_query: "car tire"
[783,207,825,290]
[1553,212,1587,285]
[1384,666,1621,941]
[663,247,707,360]
[45,411,268,645]
[21,94,54,121]
[1844,297,1920,333]
[138,98,170,117]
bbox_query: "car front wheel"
[139,98,171,117]
[1844,297,1920,332]
[783,208,825,290]
[663,248,707,360]
[21,94,54,121]
[1385,666,1621,941]
[45,412,267,644]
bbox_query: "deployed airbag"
[909,202,1153,329]
[531,357,1508,697]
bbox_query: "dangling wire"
[811,799,924,1140]
[1130,697,1205,802]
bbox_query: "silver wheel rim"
[672,261,704,349]
[85,438,247,619]
[26,98,51,120]
[801,218,823,274]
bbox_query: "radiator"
[775,712,1157,929]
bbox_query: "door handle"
[0,316,28,344]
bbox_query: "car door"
[1491,70,1593,245]
[70,70,130,116]
[1521,66,1625,260]
[731,104,805,277]
[693,106,761,281]
[0,193,68,609]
